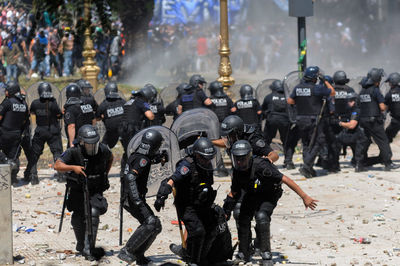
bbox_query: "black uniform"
[359,85,392,166]
[224,157,283,261]
[171,157,220,265]
[165,99,180,120]
[96,97,126,148]
[60,143,112,256]
[27,97,63,179]
[0,94,29,182]
[120,153,162,262]
[289,81,331,173]
[81,94,98,114]
[178,88,207,112]
[385,86,400,142]
[233,98,261,128]
[146,100,166,126]
[335,105,368,167]
[64,98,95,146]
[209,94,233,122]
[262,91,296,165]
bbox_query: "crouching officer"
[0,81,29,185]
[335,92,369,172]
[26,82,63,184]
[54,125,113,261]
[223,140,318,265]
[118,129,167,265]
[96,82,126,148]
[154,138,221,265]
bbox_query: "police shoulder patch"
[180,166,190,175]
[139,158,148,167]
[65,112,71,119]
[256,139,265,148]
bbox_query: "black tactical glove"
[318,73,326,83]
[222,195,236,221]
[152,150,169,166]
[329,115,340,126]
[154,179,172,212]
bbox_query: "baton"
[308,99,326,150]
[119,178,124,246]
[58,184,70,233]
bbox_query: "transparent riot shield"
[93,88,127,140]
[26,82,61,107]
[348,76,363,94]
[170,108,221,168]
[255,79,276,104]
[229,84,244,101]
[380,81,390,97]
[159,83,180,106]
[0,86,5,103]
[126,126,181,196]
[283,70,302,100]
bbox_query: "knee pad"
[91,207,102,218]
[144,215,162,234]
[255,211,271,225]
[233,203,241,221]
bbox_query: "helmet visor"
[194,153,214,170]
[231,152,252,171]
[84,142,99,156]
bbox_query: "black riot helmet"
[239,84,254,100]
[140,86,156,102]
[322,75,333,85]
[144,83,158,102]
[269,80,284,93]
[192,137,217,170]
[385,72,400,87]
[367,68,384,84]
[76,79,93,96]
[5,81,21,96]
[333,71,350,85]
[38,82,53,99]
[230,140,253,171]
[65,83,81,99]
[78,125,100,156]
[176,83,190,97]
[137,129,164,157]
[208,81,225,97]
[304,66,320,81]
[189,74,206,89]
[359,76,369,89]
[220,115,245,148]
[104,81,119,99]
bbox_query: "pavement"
[9,140,400,266]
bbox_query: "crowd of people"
[0,2,124,84]
[1,63,399,264]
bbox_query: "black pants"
[386,117,400,143]
[297,116,326,169]
[264,114,297,164]
[27,126,63,176]
[335,128,369,165]
[361,117,392,165]
[0,129,22,179]
[320,119,341,170]
[102,128,120,149]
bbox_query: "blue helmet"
[304,66,320,81]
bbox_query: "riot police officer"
[142,83,166,126]
[177,74,213,114]
[96,82,126,149]
[359,68,398,171]
[223,140,317,265]
[26,82,63,184]
[118,129,167,265]
[63,83,96,148]
[232,84,262,129]
[335,92,369,172]
[54,125,113,261]
[0,81,29,185]
[165,83,189,120]
[77,79,98,114]
[287,66,335,178]
[384,72,400,143]
[154,138,222,265]
[208,81,233,122]
[262,80,296,169]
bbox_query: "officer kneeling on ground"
[118,129,168,265]
[223,140,318,265]
[154,138,223,265]
[54,125,113,261]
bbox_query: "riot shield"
[0,86,5,103]
[26,82,61,107]
[380,82,390,97]
[229,84,244,101]
[126,126,181,196]
[348,76,363,94]
[93,88,127,140]
[159,83,180,106]
[170,108,221,168]
[283,70,302,100]
[255,79,277,104]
